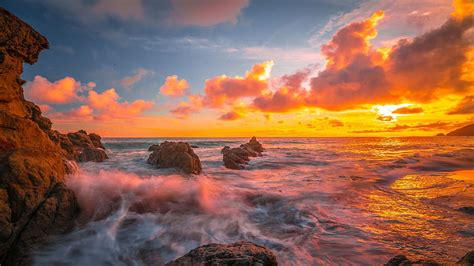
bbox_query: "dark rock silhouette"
[385,250,474,265]
[447,124,474,136]
[222,137,264,169]
[166,241,278,266]
[458,206,474,215]
[0,7,79,265]
[147,141,202,174]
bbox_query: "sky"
[4,0,474,137]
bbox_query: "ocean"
[33,137,474,265]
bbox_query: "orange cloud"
[219,111,242,121]
[447,95,474,114]
[120,68,152,89]
[392,107,424,114]
[169,0,249,26]
[160,75,189,97]
[24,75,93,104]
[201,60,273,108]
[329,119,344,127]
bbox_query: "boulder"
[0,8,79,264]
[222,137,265,170]
[147,141,202,174]
[64,130,108,162]
[166,241,278,266]
[385,250,474,266]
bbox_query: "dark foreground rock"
[385,250,474,265]
[447,124,474,136]
[147,141,202,174]
[166,241,278,266]
[0,7,80,265]
[222,137,264,169]
[458,206,474,215]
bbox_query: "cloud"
[377,115,393,121]
[92,0,145,21]
[201,60,273,108]
[329,119,344,127]
[160,75,189,97]
[168,0,249,26]
[351,121,453,133]
[24,75,94,104]
[447,95,474,114]
[392,106,424,114]
[120,68,153,89]
[219,111,242,121]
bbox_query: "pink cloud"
[24,75,93,104]
[219,111,242,121]
[160,75,189,97]
[120,68,152,89]
[169,0,249,26]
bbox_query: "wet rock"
[385,250,474,266]
[64,130,108,162]
[147,141,202,174]
[222,137,265,170]
[166,241,278,266]
[0,8,79,264]
[148,144,160,151]
[458,206,474,215]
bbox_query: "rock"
[435,133,445,136]
[0,8,79,264]
[147,141,202,174]
[458,206,474,215]
[385,250,474,266]
[447,124,474,136]
[63,130,108,162]
[191,145,199,148]
[457,251,474,265]
[222,137,265,170]
[165,241,278,266]
[148,144,160,151]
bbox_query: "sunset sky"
[5,0,474,137]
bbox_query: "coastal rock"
[385,250,474,265]
[65,130,108,162]
[165,241,278,266]
[447,124,474,136]
[458,206,474,215]
[0,8,79,264]
[222,137,264,170]
[147,141,202,174]
[148,144,160,151]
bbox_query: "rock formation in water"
[222,137,264,169]
[50,130,108,162]
[147,141,202,174]
[165,241,278,266]
[446,124,474,136]
[385,250,474,265]
[0,7,81,265]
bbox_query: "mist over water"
[33,137,474,265]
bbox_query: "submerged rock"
[222,137,264,170]
[147,141,202,174]
[0,8,79,264]
[166,241,278,266]
[385,250,474,265]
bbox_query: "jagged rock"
[166,241,278,266]
[0,8,79,265]
[222,137,265,170]
[385,250,474,266]
[147,141,202,174]
[148,144,160,151]
[64,130,108,162]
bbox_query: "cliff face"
[0,8,79,265]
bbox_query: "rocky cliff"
[0,8,81,265]
[447,124,474,136]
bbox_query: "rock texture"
[147,141,202,174]
[447,124,474,136]
[385,250,474,266]
[222,137,264,170]
[166,241,278,266]
[0,8,81,265]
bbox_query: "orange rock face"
[0,8,79,265]
[147,141,202,174]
